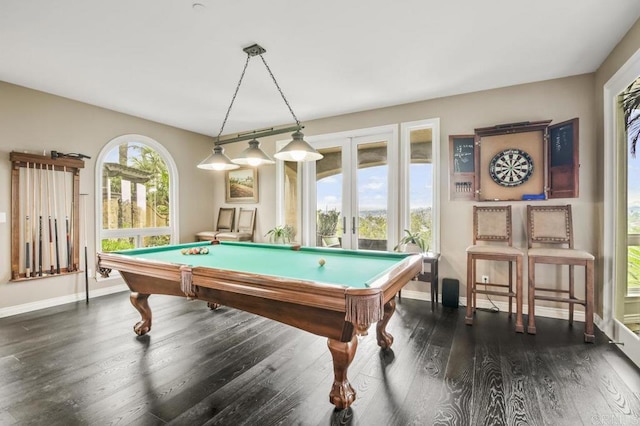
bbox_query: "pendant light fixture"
[198,43,322,171]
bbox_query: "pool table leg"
[376,299,396,349]
[327,334,357,409]
[130,292,152,336]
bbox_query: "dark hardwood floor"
[1,292,640,425]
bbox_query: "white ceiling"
[1,1,639,137]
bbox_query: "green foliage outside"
[130,144,170,223]
[357,207,432,249]
[628,246,640,287]
[358,213,387,240]
[144,235,171,247]
[102,143,171,252]
[317,209,340,236]
[628,209,640,289]
[101,238,135,252]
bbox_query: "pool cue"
[46,164,54,274]
[38,164,44,276]
[63,166,71,272]
[25,162,31,278]
[52,165,60,274]
[81,194,89,303]
[31,162,37,276]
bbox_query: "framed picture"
[225,167,258,203]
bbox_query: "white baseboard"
[0,284,129,319]
[399,289,586,322]
[0,286,586,324]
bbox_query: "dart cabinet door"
[548,118,579,198]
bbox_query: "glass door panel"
[408,128,433,252]
[356,141,388,251]
[316,146,344,248]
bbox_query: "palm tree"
[622,77,640,156]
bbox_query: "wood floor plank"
[431,306,476,425]
[1,291,640,425]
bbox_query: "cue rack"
[10,152,84,281]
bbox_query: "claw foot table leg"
[130,292,152,336]
[327,334,357,409]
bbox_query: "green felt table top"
[113,241,414,289]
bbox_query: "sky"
[317,163,433,213]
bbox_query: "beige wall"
[0,81,216,310]
[5,14,640,316]
[216,74,598,311]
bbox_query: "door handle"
[352,217,356,234]
[343,216,346,234]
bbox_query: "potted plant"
[394,229,427,253]
[265,224,294,244]
[317,209,340,245]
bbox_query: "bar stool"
[465,205,524,332]
[526,204,595,342]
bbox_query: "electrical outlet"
[482,275,489,284]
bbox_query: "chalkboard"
[549,119,576,167]
[452,136,475,173]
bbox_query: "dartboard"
[489,148,534,187]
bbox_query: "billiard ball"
[318,258,326,267]
[181,249,188,255]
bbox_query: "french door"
[305,129,397,251]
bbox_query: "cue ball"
[318,258,326,267]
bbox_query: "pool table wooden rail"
[97,249,422,410]
[98,251,422,320]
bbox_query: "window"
[96,135,178,253]
[401,119,440,253]
[278,119,440,253]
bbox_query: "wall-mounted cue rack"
[10,152,84,281]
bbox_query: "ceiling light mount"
[198,42,322,171]
[243,44,266,57]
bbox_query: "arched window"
[96,135,178,252]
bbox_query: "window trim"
[400,118,440,253]
[95,134,179,257]
[276,120,440,253]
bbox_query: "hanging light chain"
[258,54,301,128]
[216,53,251,143]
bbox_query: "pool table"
[97,241,423,409]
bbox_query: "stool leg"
[527,257,537,334]
[434,260,439,304]
[569,265,575,325]
[472,259,477,312]
[515,255,524,333]
[584,260,595,343]
[508,260,513,317]
[465,254,474,325]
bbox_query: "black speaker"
[442,278,459,308]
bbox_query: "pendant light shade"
[232,139,275,166]
[274,131,323,162]
[197,145,240,171]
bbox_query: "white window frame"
[604,47,640,364]
[95,134,179,257]
[400,118,440,253]
[276,120,440,252]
